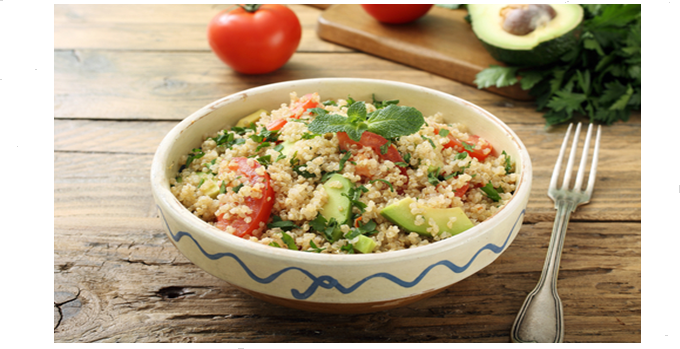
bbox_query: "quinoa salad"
[170,92,518,254]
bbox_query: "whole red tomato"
[360,4,434,24]
[207,4,301,74]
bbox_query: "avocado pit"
[500,4,557,36]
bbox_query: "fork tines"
[549,123,602,196]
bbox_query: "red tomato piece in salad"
[290,92,322,119]
[215,157,275,238]
[266,118,287,131]
[435,128,494,162]
[337,131,409,184]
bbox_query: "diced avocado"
[320,174,352,241]
[199,179,220,199]
[320,174,353,224]
[467,4,583,66]
[380,197,474,237]
[354,235,376,254]
[279,139,296,156]
[196,172,220,198]
[235,109,267,128]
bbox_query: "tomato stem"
[239,4,262,12]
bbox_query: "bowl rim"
[150,78,532,264]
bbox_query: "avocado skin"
[479,26,581,67]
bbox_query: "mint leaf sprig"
[307,101,425,141]
[473,4,641,126]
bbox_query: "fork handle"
[510,199,576,343]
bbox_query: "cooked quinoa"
[170,92,518,254]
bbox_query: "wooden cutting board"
[316,4,532,100]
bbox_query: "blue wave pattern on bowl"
[159,207,525,300]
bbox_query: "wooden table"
[54,5,641,343]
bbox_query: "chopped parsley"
[427,167,442,186]
[289,151,317,179]
[340,243,355,254]
[232,183,244,193]
[342,185,369,213]
[473,4,641,125]
[308,215,341,242]
[255,154,272,167]
[345,219,378,240]
[502,150,513,174]
[184,148,205,169]
[439,129,450,137]
[421,135,437,149]
[267,216,301,231]
[481,182,502,202]
[379,140,391,155]
[369,179,394,192]
[280,232,298,250]
[307,240,326,253]
[371,94,399,109]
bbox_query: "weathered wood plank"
[53,48,642,125]
[54,219,640,343]
[54,4,350,53]
[54,122,641,222]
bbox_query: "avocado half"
[468,4,584,67]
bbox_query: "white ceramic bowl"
[150,78,532,313]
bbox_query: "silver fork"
[510,123,602,343]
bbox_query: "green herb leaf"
[307,240,326,253]
[267,216,301,231]
[379,140,391,155]
[307,102,425,142]
[502,150,513,174]
[255,154,272,167]
[421,135,436,149]
[365,105,425,139]
[427,167,441,186]
[371,94,399,109]
[473,65,518,89]
[281,233,298,250]
[340,243,355,254]
[481,182,502,202]
[473,4,641,126]
[369,179,394,192]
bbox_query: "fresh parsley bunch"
[474,4,641,126]
[307,101,425,141]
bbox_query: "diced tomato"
[435,128,493,162]
[337,131,409,187]
[215,157,275,238]
[266,118,287,131]
[454,183,469,197]
[354,216,362,228]
[337,131,404,164]
[290,92,322,119]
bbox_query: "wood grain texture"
[54,4,642,343]
[53,48,641,124]
[317,4,532,100]
[54,218,640,342]
[54,4,351,53]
